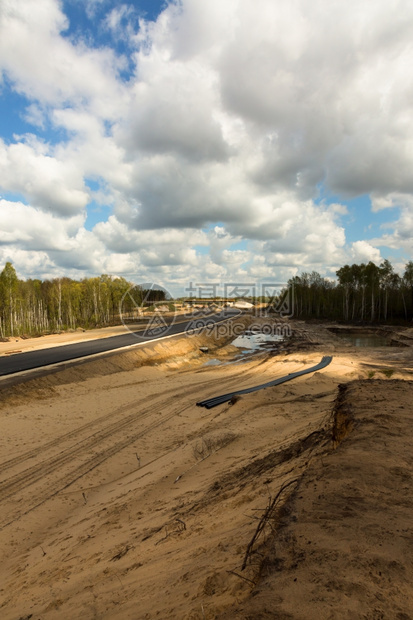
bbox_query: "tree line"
[0,262,166,338]
[289,259,413,323]
[2,257,413,337]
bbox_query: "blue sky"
[1,0,413,293]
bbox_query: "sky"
[1,0,413,295]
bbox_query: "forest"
[0,262,166,338]
[1,259,413,338]
[289,259,413,323]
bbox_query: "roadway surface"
[0,309,241,377]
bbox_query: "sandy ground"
[0,319,413,619]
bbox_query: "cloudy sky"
[1,0,413,294]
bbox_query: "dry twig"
[242,478,298,571]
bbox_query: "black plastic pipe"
[196,355,333,409]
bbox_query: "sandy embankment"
[0,319,413,619]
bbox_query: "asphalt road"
[0,309,241,377]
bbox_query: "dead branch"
[110,545,131,561]
[241,478,298,571]
[227,569,256,586]
[176,518,186,531]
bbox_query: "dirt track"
[0,319,413,619]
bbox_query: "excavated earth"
[1,317,413,619]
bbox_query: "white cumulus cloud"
[1,0,413,285]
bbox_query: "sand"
[0,319,413,619]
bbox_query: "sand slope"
[222,380,413,619]
[0,320,412,619]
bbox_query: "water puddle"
[231,331,285,351]
[203,358,222,366]
[203,351,257,367]
[334,334,389,348]
[329,329,390,348]
[202,329,286,367]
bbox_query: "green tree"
[0,262,19,336]
[336,264,354,321]
[402,261,413,320]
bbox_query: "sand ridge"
[224,379,413,619]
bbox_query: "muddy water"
[231,331,285,351]
[333,333,389,348]
[203,330,285,366]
